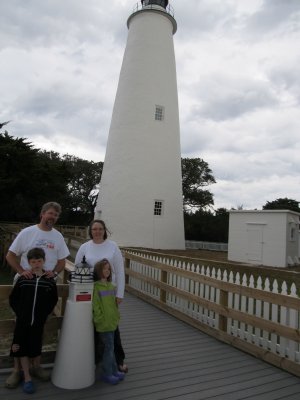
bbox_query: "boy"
[8,247,58,394]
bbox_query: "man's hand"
[45,270,56,278]
[21,270,33,279]
[116,297,123,305]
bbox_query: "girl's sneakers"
[101,374,119,385]
[113,371,126,381]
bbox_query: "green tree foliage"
[184,208,229,242]
[182,157,216,211]
[62,154,103,224]
[0,133,70,221]
[262,198,300,213]
[181,157,225,241]
[0,133,102,223]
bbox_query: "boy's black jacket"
[9,274,58,326]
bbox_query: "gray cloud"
[188,75,279,121]
[246,0,300,36]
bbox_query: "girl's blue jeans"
[99,331,118,376]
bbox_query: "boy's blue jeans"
[100,331,118,376]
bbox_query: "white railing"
[185,240,228,251]
[131,1,175,18]
[123,248,300,376]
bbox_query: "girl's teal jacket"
[92,281,120,332]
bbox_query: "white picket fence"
[123,248,300,370]
[185,240,228,251]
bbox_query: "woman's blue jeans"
[100,331,118,376]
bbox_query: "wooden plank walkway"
[1,292,300,400]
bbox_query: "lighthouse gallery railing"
[132,1,175,18]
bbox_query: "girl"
[92,259,125,385]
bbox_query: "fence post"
[219,289,228,332]
[124,257,130,285]
[160,269,168,304]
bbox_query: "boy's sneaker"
[101,374,119,385]
[113,371,125,381]
[5,370,22,388]
[23,381,35,394]
[30,366,50,381]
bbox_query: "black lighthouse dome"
[141,0,169,9]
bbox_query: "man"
[5,201,70,389]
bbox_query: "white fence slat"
[287,283,299,361]
[271,279,279,354]
[262,278,271,349]
[239,274,247,340]
[279,281,288,357]
[255,277,262,347]
[247,275,255,343]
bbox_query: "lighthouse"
[95,0,185,249]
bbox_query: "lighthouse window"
[155,105,164,121]
[154,200,164,216]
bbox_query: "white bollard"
[51,282,95,389]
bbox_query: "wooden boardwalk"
[1,292,300,400]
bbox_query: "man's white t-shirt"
[9,225,70,271]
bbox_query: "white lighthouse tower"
[95,0,185,249]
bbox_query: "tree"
[62,155,103,224]
[0,133,70,221]
[0,132,39,220]
[214,208,230,242]
[184,207,229,242]
[181,157,216,212]
[262,198,300,213]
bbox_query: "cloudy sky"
[1,0,299,210]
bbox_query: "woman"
[75,219,128,373]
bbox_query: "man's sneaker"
[5,370,22,388]
[23,381,35,394]
[101,374,119,385]
[30,366,50,381]
[113,371,125,381]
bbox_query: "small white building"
[228,210,300,268]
